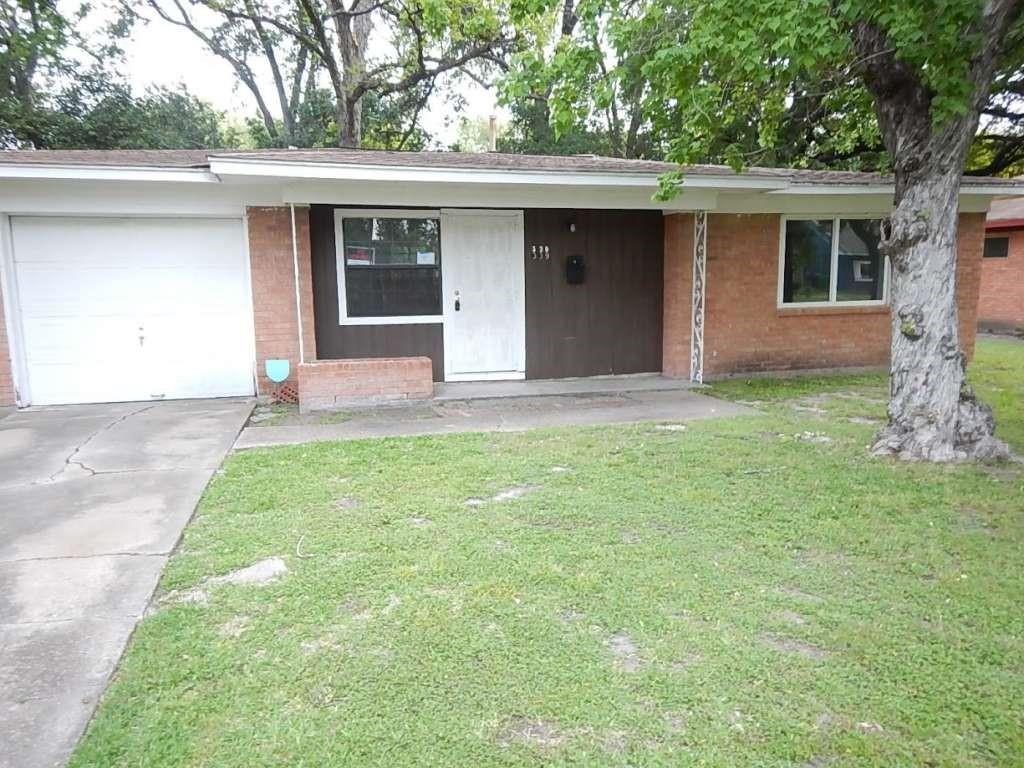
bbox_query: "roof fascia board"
[0,165,219,183]
[209,156,788,191]
[772,183,1024,197]
[985,217,1024,230]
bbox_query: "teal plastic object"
[265,359,290,384]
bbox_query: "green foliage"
[503,0,1023,176]
[498,100,616,156]
[0,0,236,148]
[1,77,234,148]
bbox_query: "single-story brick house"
[0,149,1018,409]
[980,196,1024,333]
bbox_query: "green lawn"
[72,339,1024,768]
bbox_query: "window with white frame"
[780,217,887,306]
[335,210,442,322]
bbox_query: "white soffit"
[279,180,719,211]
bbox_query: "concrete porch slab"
[235,388,755,449]
[433,373,696,401]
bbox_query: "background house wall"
[247,206,317,394]
[663,212,985,377]
[978,227,1024,330]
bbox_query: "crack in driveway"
[41,405,157,484]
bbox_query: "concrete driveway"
[0,399,252,768]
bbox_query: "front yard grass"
[72,339,1024,767]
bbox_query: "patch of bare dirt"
[300,635,343,654]
[792,431,834,444]
[218,615,251,638]
[980,462,1023,483]
[760,634,830,660]
[957,506,995,534]
[775,609,807,626]
[727,709,746,732]
[492,485,540,502]
[598,730,629,755]
[856,721,885,734]
[161,557,288,606]
[335,496,359,510]
[467,484,541,506]
[606,632,644,672]
[663,712,687,732]
[668,653,702,671]
[847,416,882,425]
[496,717,566,748]
[559,608,585,623]
[407,517,432,526]
[791,404,828,415]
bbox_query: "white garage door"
[11,217,254,405]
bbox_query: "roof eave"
[0,164,219,183]
[985,217,1024,230]
[207,156,790,191]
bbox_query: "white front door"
[10,216,254,405]
[441,210,525,381]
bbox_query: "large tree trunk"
[338,95,361,148]
[333,0,372,147]
[870,167,1009,461]
[851,7,1019,463]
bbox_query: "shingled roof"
[0,147,1020,188]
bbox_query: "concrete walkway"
[0,399,253,768]
[235,388,754,449]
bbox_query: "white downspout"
[290,203,306,364]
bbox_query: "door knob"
[454,290,461,312]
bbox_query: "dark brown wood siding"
[524,209,663,379]
[309,205,444,381]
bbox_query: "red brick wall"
[298,357,433,411]
[247,206,317,394]
[956,213,985,358]
[663,211,985,377]
[662,213,694,377]
[0,279,14,407]
[978,227,1024,330]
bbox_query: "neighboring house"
[0,149,1016,410]
[981,197,1024,332]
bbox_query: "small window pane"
[342,217,441,317]
[836,219,884,302]
[782,220,832,303]
[984,236,1009,258]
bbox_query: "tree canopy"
[502,0,1024,175]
